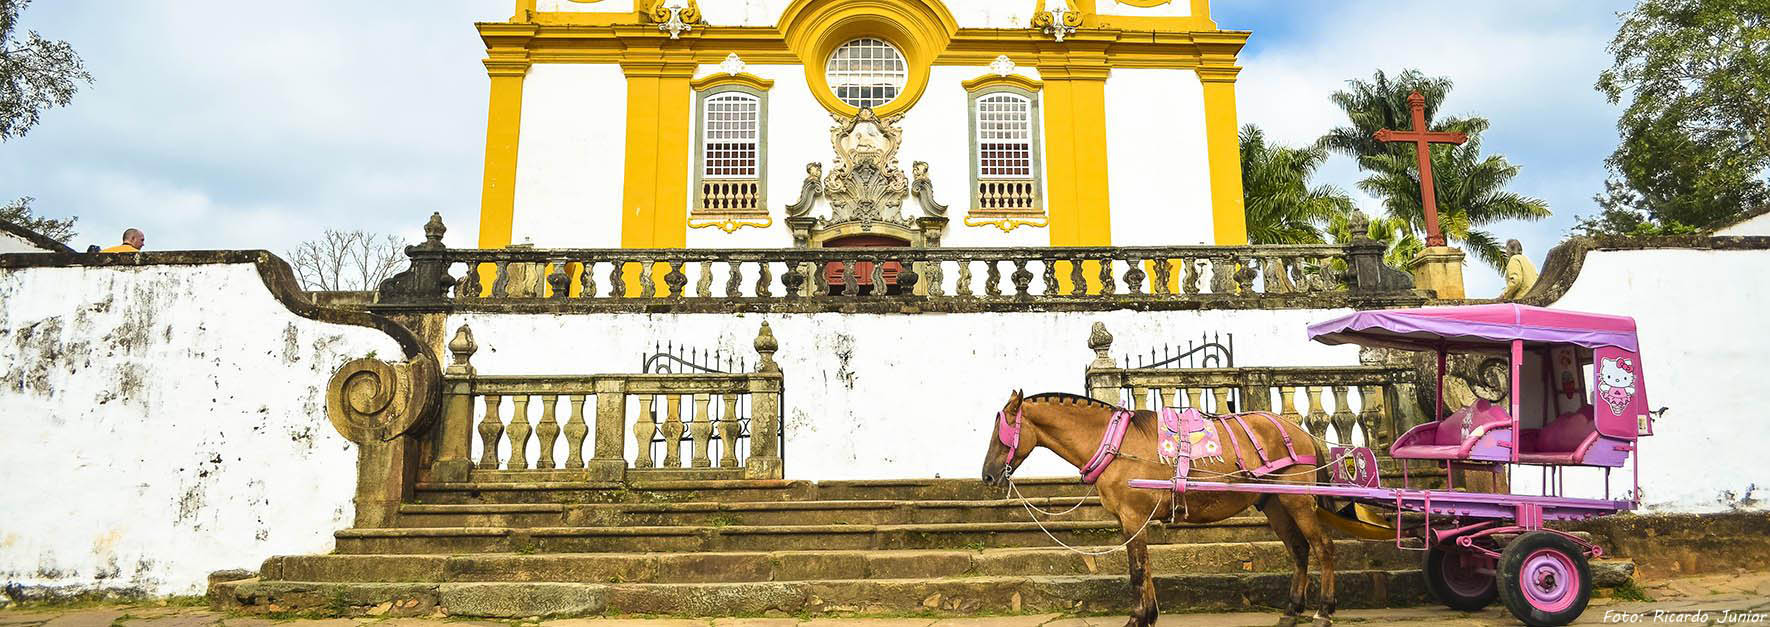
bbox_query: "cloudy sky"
[2,1,1633,294]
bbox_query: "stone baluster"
[546,261,569,299]
[1278,386,1303,426]
[1129,385,1149,410]
[1185,387,1205,411]
[1359,385,1384,448]
[841,260,859,298]
[506,395,533,470]
[1124,258,1146,295]
[925,258,945,297]
[690,393,713,468]
[955,260,973,296]
[535,260,553,297]
[724,261,743,298]
[782,262,807,297]
[755,261,773,297]
[578,260,597,299]
[1098,257,1117,295]
[1213,387,1234,413]
[1210,256,1236,294]
[1041,257,1058,296]
[869,255,886,296]
[477,395,504,469]
[634,395,658,468]
[1262,257,1292,294]
[664,261,688,299]
[607,259,625,298]
[696,261,713,297]
[564,394,589,469]
[1152,257,1172,295]
[456,264,482,301]
[1304,387,1330,441]
[975,259,995,297]
[491,260,511,298]
[661,393,685,468]
[1069,258,1086,296]
[719,393,742,468]
[638,259,656,298]
[1330,386,1357,444]
[436,325,476,482]
[1182,258,1202,295]
[1235,260,1258,296]
[1010,259,1033,296]
[535,395,561,469]
[1157,387,1176,410]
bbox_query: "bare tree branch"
[287,230,407,291]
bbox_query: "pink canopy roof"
[1308,304,1639,352]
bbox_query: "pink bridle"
[995,406,1024,475]
[998,402,1136,485]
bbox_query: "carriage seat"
[1516,405,1631,467]
[1388,399,1514,462]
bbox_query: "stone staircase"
[212,475,1503,619]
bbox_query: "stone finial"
[719,53,747,75]
[1347,212,1371,243]
[753,321,780,373]
[1088,322,1115,370]
[989,55,1016,76]
[446,325,477,376]
[419,212,447,250]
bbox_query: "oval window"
[825,37,907,110]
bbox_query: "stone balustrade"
[1084,322,1423,450]
[427,321,785,482]
[374,214,1422,313]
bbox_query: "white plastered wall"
[1717,212,1770,236]
[0,232,53,253]
[448,307,1360,481]
[511,64,628,249]
[1516,247,1770,513]
[1105,68,1213,245]
[0,263,400,596]
[537,0,635,13]
[1096,0,1193,17]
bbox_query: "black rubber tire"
[1423,544,1498,611]
[1497,531,1593,626]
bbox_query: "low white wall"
[1530,247,1770,513]
[0,232,49,253]
[1717,213,1770,236]
[450,307,1360,480]
[0,263,400,596]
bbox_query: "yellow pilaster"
[477,26,537,251]
[619,53,695,294]
[1197,65,1247,245]
[1038,60,1113,247]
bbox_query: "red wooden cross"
[1373,91,1467,247]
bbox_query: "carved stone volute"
[326,354,440,444]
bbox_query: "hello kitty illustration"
[1598,357,1637,416]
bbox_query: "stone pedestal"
[1408,246,1467,300]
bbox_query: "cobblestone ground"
[4,573,1767,627]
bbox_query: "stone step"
[335,517,1275,554]
[268,539,1418,584]
[213,561,1634,619]
[412,477,1095,505]
[397,495,1121,528]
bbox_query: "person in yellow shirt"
[100,228,145,253]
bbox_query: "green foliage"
[1,195,76,243]
[1,0,92,141]
[1327,211,1420,270]
[1240,124,1356,245]
[1326,69,1550,271]
[1591,0,1770,232]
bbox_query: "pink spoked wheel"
[1497,531,1592,626]
[1424,544,1497,611]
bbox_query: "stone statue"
[1498,239,1539,300]
[784,162,822,218]
[911,161,947,217]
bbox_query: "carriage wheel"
[1423,544,1497,611]
[1497,531,1592,626]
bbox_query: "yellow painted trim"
[530,12,637,26]
[1038,57,1113,248]
[689,215,775,233]
[690,71,775,92]
[1111,0,1170,7]
[476,27,536,251]
[618,55,695,294]
[964,214,1050,233]
[1197,65,1246,245]
[777,0,957,117]
[961,72,1043,93]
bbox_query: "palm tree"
[1324,69,1549,271]
[1327,211,1421,270]
[1241,125,1356,245]
[1357,130,1550,269]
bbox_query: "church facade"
[476,0,1249,252]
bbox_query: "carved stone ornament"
[823,108,912,227]
[1031,0,1083,43]
[784,162,823,219]
[326,354,440,445]
[911,161,948,217]
[645,0,701,39]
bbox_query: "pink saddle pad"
[1159,407,1222,465]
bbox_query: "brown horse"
[981,390,1338,627]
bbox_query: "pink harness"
[1002,405,1315,486]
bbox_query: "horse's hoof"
[1274,617,1300,627]
[1310,617,1332,627]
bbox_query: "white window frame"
[967,85,1044,214]
[826,37,908,110]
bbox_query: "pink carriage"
[1128,304,1657,626]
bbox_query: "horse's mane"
[1023,392,1159,440]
